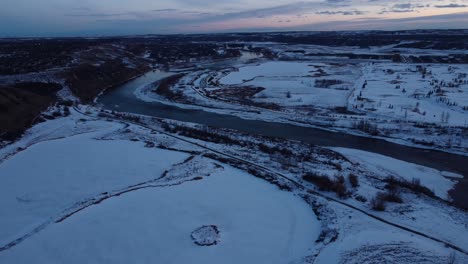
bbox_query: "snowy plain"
[0,165,319,264]
[0,111,320,263]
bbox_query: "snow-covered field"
[0,110,319,263]
[0,130,190,243]
[353,63,468,126]
[0,166,319,264]
[217,61,360,108]
[332,148,458,200]
[0,106,466,263]
[214,60,468,127]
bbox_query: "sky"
[0,0,468,37]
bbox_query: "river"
[98,53,468,209]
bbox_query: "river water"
[98,53,468,208]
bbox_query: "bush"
[333,163,342,171]
[303,173,335,191]
[303,173,349,198]
[144,141,155,148]
[355,195,367,203]
[384,176,435,198]
[354,120,379,135]
[384,189,403,203]
[349,173,359,187]
[334,181,348,198]
[63,107,71,116]
[52,110,62,118]
[371,193,386,211]
[337,175,345,184]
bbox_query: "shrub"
[334,181,348,198]
[384,176,435,198]
[349,173,359,187]
[333,163,343,171]
[63,107,71,116]
[144,141,155,148]
[355,195,367,203]
[354,120,379,135]
[303,173,335,192]
[52,110,62,117]
[337,175,345,184]
[303,173,349,199]
[371,193,386,211]
[448,252,456,264]
[384,189,403,203]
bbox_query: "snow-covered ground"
[0,165,319,264]
[149,117,468,254]
[332,148,459,200]
[0,110,320,263]
[218,61,359,108]
[0,119,190,246]
[352,63,468,126]
[0,106,466,263]
[215,60,468,127]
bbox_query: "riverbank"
[97,68,468,210]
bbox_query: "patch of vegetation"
[64,59,149,103]
[370,189,403,211]
[161,123,239,146]
[154,74,185,100]
[315,79,344,88]
[370,193,386,211]
[303,173,349,198]
[353,120,379,136]
[382,189,403,203]
[333,107,360,115]
[384,176,435,198]
[349,173,359,188]
[0,82,61,140]
[0,39,99,75]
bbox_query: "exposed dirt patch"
[191,225,220,246]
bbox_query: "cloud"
[71,7,92,12]
[316,10,366,15]
[325,0,347,3]
[152,9,179,12]
[291,11,468,31]
[1,0,468,36]
[434,3,467,8]
[379,3,426,14]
